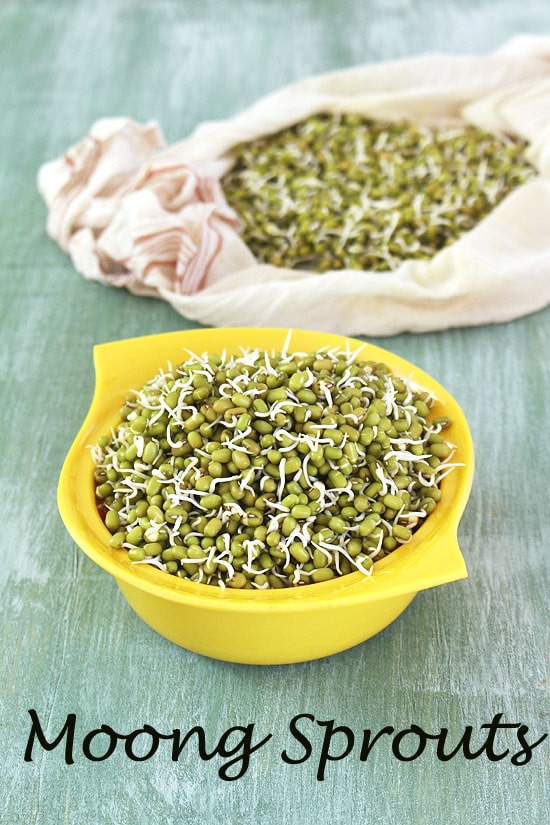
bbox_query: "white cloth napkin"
[38,35,550,334]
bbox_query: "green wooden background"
[1,2,548,823]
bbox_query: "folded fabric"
[38,35,550,335]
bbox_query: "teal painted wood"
[0,2,548,823]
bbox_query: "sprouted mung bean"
[92,345,459,589]
[222,113,535,272]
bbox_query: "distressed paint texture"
[0,1,548,823]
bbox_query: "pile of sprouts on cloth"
[93,345,459,589]
[222,113,535,272]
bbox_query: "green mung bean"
[222,113,534,273]
[93,345,457,589]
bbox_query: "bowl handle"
[374,524,468,599]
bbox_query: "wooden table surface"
[1,2,548,823]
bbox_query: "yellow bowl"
[58,328,474,665]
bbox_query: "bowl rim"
[57,327,475,612]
